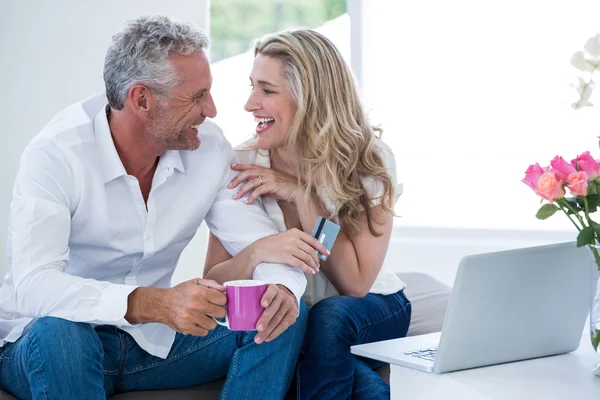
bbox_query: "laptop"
[351,241,596,373]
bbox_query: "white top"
[0,94,306,359]
[235,138,406,308]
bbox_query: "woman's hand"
[249,228,330,275]
[228,163,302,204]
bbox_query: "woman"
[204,29,410,399]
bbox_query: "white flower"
[585,34,600,57]
[571,77,595,109]
[571,51,599,72]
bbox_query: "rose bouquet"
[522,151,600,256]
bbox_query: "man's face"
[147,50,217,151]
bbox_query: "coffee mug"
[213,280,268,331]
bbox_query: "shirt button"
[145,235,151,241]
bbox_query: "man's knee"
[28,317,102,360]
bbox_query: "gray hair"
[103,15,209,110]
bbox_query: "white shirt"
[235,138,406,308]
[0,94,306,358]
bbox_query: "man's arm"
[203,139,307,305]
[7,142,142,326]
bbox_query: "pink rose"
[550,156,576,180]
[566,171,588,197]
[571,151,600,181]
[522,163,545,190]
[534,171,565,202]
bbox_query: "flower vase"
[591,268,600,376]
[589,245,600,376]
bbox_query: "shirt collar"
[94,105,126,183]
[157,149,185,174]
[94,105,185,183]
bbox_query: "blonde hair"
[254,29,395,236]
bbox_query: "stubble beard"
[150,105,200,151]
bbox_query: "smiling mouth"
[255,116,274,134]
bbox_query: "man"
[0,15,307,399]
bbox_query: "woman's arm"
[295,192,393,297]
[227,163,392,297]
[203,233,256,283]
[204,231,325,283]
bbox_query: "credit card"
[311,216,341,261]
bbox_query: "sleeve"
[204,136,307,305]
[8,141,138,327]
[360,139,403,207]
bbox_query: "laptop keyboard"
[404,348,438,362]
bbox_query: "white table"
[352,334,600,399]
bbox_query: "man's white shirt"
[0,93,306,358]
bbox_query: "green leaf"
[594,180,600,194]
[577,226,595,247]
[589,183,598,195]
[535,204,560,220]
[592,221,600,240]
[587,194,600,214]
[592,331,600,351]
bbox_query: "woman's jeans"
[0,301,308,400]
[296,290,411,400]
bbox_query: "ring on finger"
[258,175,264,185]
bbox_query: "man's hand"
[161,278,227,336]
[254,284,299,344]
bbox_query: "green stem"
[557,202,583,231]
[581,198,600,272]
[584,197,592,224]
[560,199,588,228]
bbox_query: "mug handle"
[212,314,229,329]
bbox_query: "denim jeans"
[296,290,411,400]
[0,300,308,400]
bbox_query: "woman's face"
[244,54,297,150]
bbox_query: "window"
[360,0,600,231]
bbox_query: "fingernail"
[326,250,331,255]
[255,336,263,344]
[245,199,250,204]
[228,181,234,188]
[311,270,316,275]
[233,192,239,199]
[257,324,264,332]
[263,301,269,307]
[231,163,237,167]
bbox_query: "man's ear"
[128,84,152,115]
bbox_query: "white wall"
[0,0,210,279]
[388,226,575,287]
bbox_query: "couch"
[0,272,451,399]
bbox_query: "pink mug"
[213,280,268,331]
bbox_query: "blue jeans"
[296,290,411,400]
[0,300,308,400]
